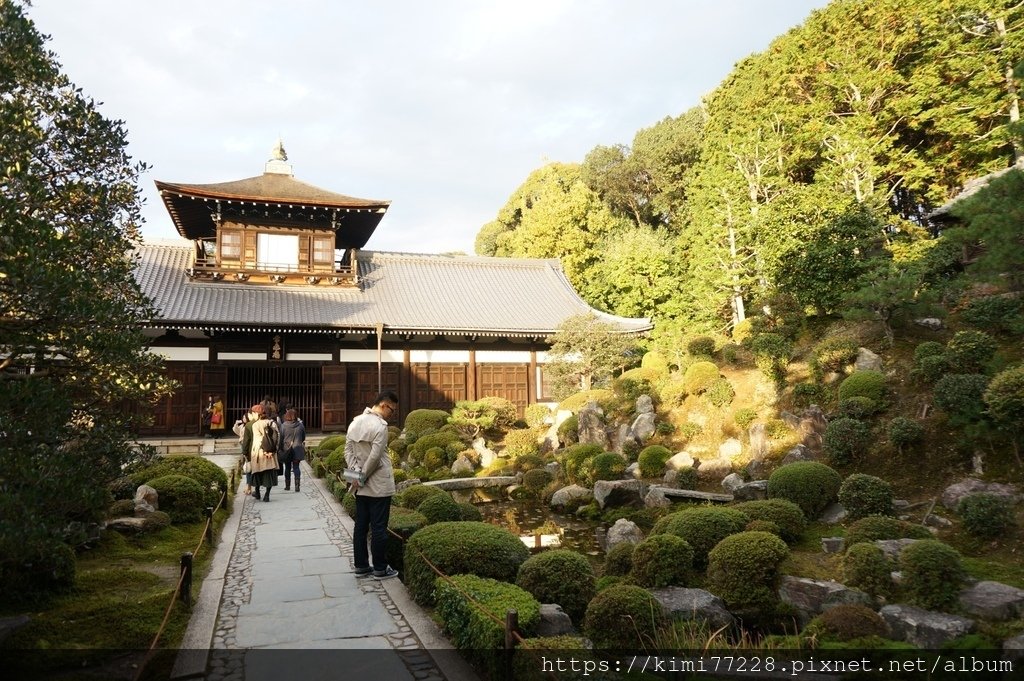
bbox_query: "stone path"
[175,459,476,681]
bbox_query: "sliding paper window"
[257,233,299,271]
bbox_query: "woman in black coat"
[279,408,306,492]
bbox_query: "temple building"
[134,143,651,435]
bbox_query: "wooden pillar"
[468,344,478,401]
[402,347,412,416]
[528,347,537,405]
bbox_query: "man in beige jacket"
[344,390,399,580]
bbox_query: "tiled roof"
[155,173,389,208]
[134,241,652,337]
[929,161,1022,219]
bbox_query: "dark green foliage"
[129,456,227,508]
[478,396,518,431]
[706,531,789,610]
[687,336,717,356]
[674,466,699,490]
[397,484,446,510]
[838,473,894,520]
[404,522,530,605]
[522,468,553,490]
[746,519,781,537]
[837,396,878,419]
[408,430,465,465]
[792,382,826,408]
[933,374,990,423]
[838,370,887,406]
[341,490,356,517]
[945,330,998,374]
[899,540,965,611]
[590,452,627,482]
[750,332,792,382]
[583,584,667,649]
[704,377,735,407]
[734,408,758,429]
[324,449,347,474]
[733,499,806,544]
[767,462,842,518]
[595,575,624,592]
[0,541,76,599]
[984,365,1024,440]
[912,354,949,383]
[682,361,720,394]
[629,535,693,588]
[602,541,636,577]
[557,414,579,445]
[457,503,483,521]
[651,506,750,567]
[844,515,932,549]
[516,550,596,623]
[403,409,450,438]
[316,435,346,453]
[808,604,890,642]
[524,404,551,429]
[842,543,893,599]
[957,493,1016,539]
[385,507,427,572]
[146,475,204,523]
[961,296,1024,335]
[435,574,540,669]
[811,337,859,375]
[637,445,672,477]
[887,417,924,449]
[416,492,462,524]
[108,499,136,517]
[913,341,946,363]
[515,453,546,473]
[560,443,605,485]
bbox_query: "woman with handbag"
[280,408,306,492]
[209,395,226,438]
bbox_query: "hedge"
[515,550,595,623]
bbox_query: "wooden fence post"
[179,552,193,607]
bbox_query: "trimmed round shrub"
[341,490,357,517]
[404,522,530,605]
[733,499,806,544]
[522,468,553,490]
[842,542,893,599]
[899,540,965,611]
[602,541,636,577]
[750,332,791,381]
[745,519,781,537]
[416,492,462,524]
[583,584,667,649]
[659,379,688,408]
[324,448,347,474]
[913,354,949,383]
[984,365,1024,431]
[706,531,789,610]
[704,378,735,407]
[808,604,890,642]
[457,502,483,522]
[146,474,204,523]
[514,453,545,473]
[887,417,924,449]
[590,452,627,482]
[408,430,466,464]
[108,499,136,518]
[637,445,672,478]
[403,409,450,438]
[838,473,894,520]
[397,484,446,510]
[386,507,428,571]
[130,456,228,507]
[595,575,623,592]
[734,407,758,430]
[957,493,1016,539]
[914,341,946,363]
[687,336,716,356]
[559,389,616,413]
[838,370,887,407]
[651,506,751,567]
[557,414,579,445]
[316,434,346,453]
[560,443,604,485]
[933,373,990,422]
[641,350,670,374]
[767,462,842,519]
[516,550,596,623]
[478,396,518,431]
[1,540,77,598]
[812,337,859,375]
[844,515,932,548]
[945,330,998,373]
[683,361,720,394]
[141,510,171,531]
[822,417,870,466]
[503,428,540,458]
[792,382,826,409]
[629,535,694,588]
[838,396,878,419]
[524,404,551,429]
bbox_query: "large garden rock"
[450,454,474,476]
[781,444,814,465]
[537,604,576,636]
[544,461,561,477]
[666,451,697,471]
[644,486,671,509]
[744,460,770,481]
[134,484,158,514]
[472,437,496,469]
[594,479,643,509]
[106,516,151,533]
[748,423,770,460]
[818,502,848,524]
[778,576,874,624]
[651,587,735,632]
[1005,632,1024,662]
[721,473,745,493]
[733,480,768,501]
[577,402,610,449]
[855,347,883,371]
[941,478,1021,510]
[636,395,655,415]
[873,538,923,562]
[880,604,975,648]
[799,405,828,451]
[959,581,1024,621]
[913,317,944,330]
[550,484,592,508]
[696,458,733,482]
[605,518,644,550]
[629,412,656,443]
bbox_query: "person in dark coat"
[279,408,306,492]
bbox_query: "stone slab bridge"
[422,476,519,491]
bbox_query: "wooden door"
[347,363,402,425]
[477,364,529,414]
[322,365,348,432]
[138,364,202,436]
[200,365,228,432]
[410,364,467,412]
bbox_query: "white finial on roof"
[265,138,293,175]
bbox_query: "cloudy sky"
[29,0,828,254]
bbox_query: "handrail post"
[504,608,518,681]
[204,507,214,544]
[179,552,193,607]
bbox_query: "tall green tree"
[0,1,173,597]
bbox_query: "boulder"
[472,437,496,469]
[629,412,656,444]
[612,423,635,455]
[577,402,610,449]
[779,411,801,430]
[855,347,883,372]
[450,454,475,476]
[799,405,828,451]
[594,479,643,509]
[721,473,745,493]
[134,484,158,514]
[718,438,742,460]
[913,317,944,330]
[778,576,874,625]
[744,460,771,482]
[605,518,644,550]
[696,458,733,482]
[733,480,769,501]
[106,517,151,533]
[547,411,573,449]
[959,581,1024,621]
[781,444,814,465]
[626,462,641,479]
[644,486,671,509]
[941,478,1021,510]
[666,451,697,471]
[748,423,770,461]
[818,502,848,524]
[662,469,678,487]
[550,485,592,508]
[1005,632,1024,662]
[651,587,735,632]
[636,395,655,415]
[544,461,561,477]
[924,513,953,528]
[873,538,923,562]
[880,604,975,648]
[536,604,576,636]
[821,537,845,554]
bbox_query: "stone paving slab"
[248,574,326,604]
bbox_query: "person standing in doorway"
[344,390,399,580]
[280,408,305,492]
[209,395,225,438]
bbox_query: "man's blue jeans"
[353,494,392,572]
